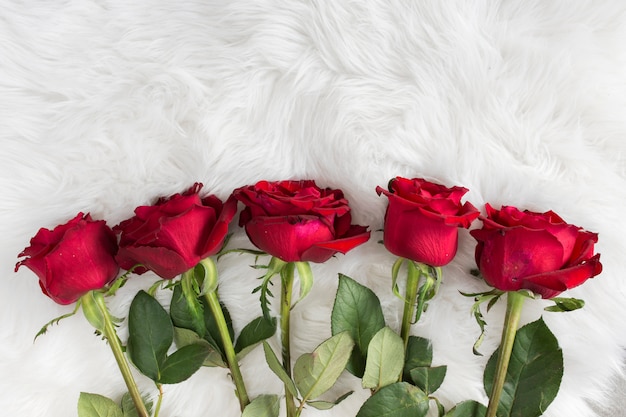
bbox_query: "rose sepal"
[292,261,313,309]
[252,256,288,321]
[460,288,537,355]
[544,297,585,312]
[80,291,108,333]
[34,302,81,341]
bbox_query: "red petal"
[116,245,193,279]
[472,227,564,292]
[383,199,460,266]
[523,254,603,298]
[40,221,119,304]
[202,194,238,256]
[244,216,335,262]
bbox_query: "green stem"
[280,262,297,417]
[93,293,150,417]
[485,291,526,417]
[204,290,250,411]
[400,260,420,353]
[153,384,163,417]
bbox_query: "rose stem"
[93,293,150,417]
[485,290,526,417]
[204,289,250,411]
[280,261,297,417]
[400,260,421,353]
[153,384,163,417]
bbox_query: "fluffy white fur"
[2,1,626,416]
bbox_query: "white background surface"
[2,1,626,416]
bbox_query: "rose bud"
[114,183,237,279]
[16,213,119,305]
[233,180,370,263]
[376,177,479,266]
[470,204,602,299]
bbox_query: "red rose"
[376,177,479,266]
[232,180,370,263]
[114,183,237,279]
[470,204,603,299]
[15,213,119,305]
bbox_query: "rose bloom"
[233,180,370,263]
[114,183,237,279]
[470,204,602,299]
[15,213,119,305]
[376,177,479,266]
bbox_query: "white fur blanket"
[2,1,626,416]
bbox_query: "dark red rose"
[376,177,479,266]
[470,204,602,299]
[114,183,237,279]
[232,180,370,263]
[15,213,119,305]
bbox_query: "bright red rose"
[376,177,479,266]
[114,183,237,279]
[233,180,370,263]
[470,204,602,299]
[15,213,119,305]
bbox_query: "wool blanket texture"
[2,1,626,416]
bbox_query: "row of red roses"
[14,177,604,417]
[16,177,602,306]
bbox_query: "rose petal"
[116,245,194,280]
[154,205,217,259]
[303,225,371,262]
[244,215,335,262]
[384,200,460,266]
[202,194,238,256]
[523,254,603,298]
[471,227,564,292]
[41,220,119,304]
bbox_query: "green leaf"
[180,273,207,337]
[262,342,298,397]
[170,284,237,357]
[544,297,585,312]
[443,400,487,417]
[242,394,281,417]
[158,343,212,384]
[408,365,447,394]
[203,349,228,367]
[234,316,277,356]
[331,274,386,377]
[362,327,405,390]
[127,291,173,381]
[121,393,153,417]
[293,331,355,402]
[77,392,123,417]
[483,317,563,417]
[403,336,433,377]
[172,327,226,367]
[170,284,204,337]
[307,391,353,410]
[356,382,430,417]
